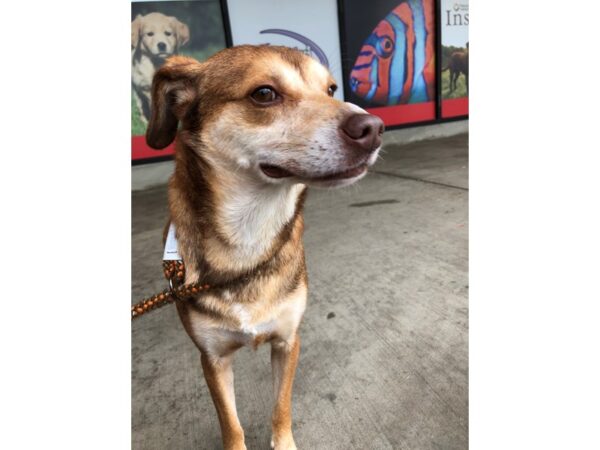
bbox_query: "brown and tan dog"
[146,45,384,450]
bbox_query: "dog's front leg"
[201,352,246,450]
[270,333,300,450]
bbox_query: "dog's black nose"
[340,113,385,152]
[157,42,167,52]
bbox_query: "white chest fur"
[184,284,307,357]
[218,182,305,263]
[131,53,155,90]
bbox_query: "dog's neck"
[171,145,306,279]
[215,169,305,258]
[132,44,169,67]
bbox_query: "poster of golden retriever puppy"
[131,1,228,162]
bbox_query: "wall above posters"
[226,0,345,100]
[131,0,228,163]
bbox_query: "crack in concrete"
[371,170,468,191]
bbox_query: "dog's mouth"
[259,163,368,182]
[151,51,170,59]
[259,164,293,179]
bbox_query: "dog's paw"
[270,435,297,450]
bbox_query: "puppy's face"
[132,13,189,59]
[147,46,384,188]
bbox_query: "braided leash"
[131,260,210,320]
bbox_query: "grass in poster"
[441,69,467,99]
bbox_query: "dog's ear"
[173,18,190,47]
[131,14,143,49]
[146,56,203,149]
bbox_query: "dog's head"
[147,45,384,188]
[131,13,189,59]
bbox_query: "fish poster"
[226,0,345,101]
[131,0,228,163]
[440,0,468,118]
[340,0,437,126]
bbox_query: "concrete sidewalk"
[132,133,468,450]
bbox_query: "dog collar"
[163,223,181,260]
[132,223,211,320]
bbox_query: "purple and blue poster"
[227,0,345,101]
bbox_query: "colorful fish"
[349,0,435,106]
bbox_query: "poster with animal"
[226,0,345,101]
[131,0,228,162]
[340,0,436,126]
[440,0,468,118]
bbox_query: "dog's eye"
[250,86,279,105]
[328,84,338,97]
[165,31,172,36]
[147,32,154,37]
